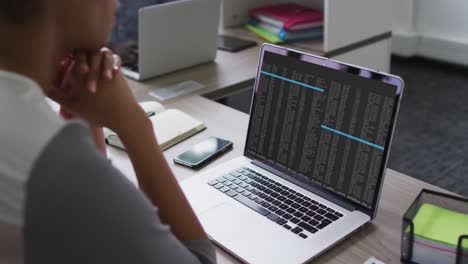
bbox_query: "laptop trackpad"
[200,203,296,263]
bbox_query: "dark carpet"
[388,56,468,197]
[216,56,468,197]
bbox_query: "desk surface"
[128,46,258,102]
[109,95,451,264]
[112,29,440,263]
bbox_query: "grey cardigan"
[24,122,216,264]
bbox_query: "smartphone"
[218,35,257,52]
[174,137,233,169]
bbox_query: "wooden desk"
[108,95,452,264]
[112,26,429,263]
[108,96,250,184]
[127,44,260,103]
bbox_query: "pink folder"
[249,3,324,31]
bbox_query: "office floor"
[217,56,468,197]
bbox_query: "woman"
[0,1,215,263]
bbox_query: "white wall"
[416,1,468,42]
[393,0,415,33]
[392,0,468,66]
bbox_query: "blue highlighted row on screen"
[321,125,385,151]
[261,70,324,93]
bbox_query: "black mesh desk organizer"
[401,189,468,264]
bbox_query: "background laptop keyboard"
[208,167,344,239]
[124,64,139,73]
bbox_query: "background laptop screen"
[245,50,399,210]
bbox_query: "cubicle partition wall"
[221,0,393,72]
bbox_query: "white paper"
[149,80,206,101]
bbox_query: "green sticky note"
[411,203,468,247]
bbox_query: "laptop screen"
[245,48,402,212]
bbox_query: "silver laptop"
[123,0,220,81]
[181,44,404,264]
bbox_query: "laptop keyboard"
[208,167,344,239]
[124,64,139,73]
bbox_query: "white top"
[0,70,64,227]
[0,71,216,264]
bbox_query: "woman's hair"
[0,0,36,24]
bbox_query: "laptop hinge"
[251,160,358,212]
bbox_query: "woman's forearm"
[116,116,207,241]
[91,127,107,156]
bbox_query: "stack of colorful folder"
[246,3,324,44]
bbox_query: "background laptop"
[123,0,220,81]
[181,44,404,264]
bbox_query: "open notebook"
[104,101,206,151]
